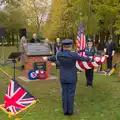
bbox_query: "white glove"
[94,57,101,62]
[104,48,107,53]
[43,57,48,61]
[112,51,115,56]
[89,56,93,59]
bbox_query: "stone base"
[18,76,58,82]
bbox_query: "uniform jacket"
[105,42,115,56]
[49,50,92,83]
[78,46,102,56]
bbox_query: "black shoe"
[64,113,68,115]
[68,113,73,116]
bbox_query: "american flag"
[1,79,36,116]
[76,24,108,71]
[76,24,86,56]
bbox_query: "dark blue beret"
[62,39,73,45]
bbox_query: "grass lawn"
[0,47,120,120]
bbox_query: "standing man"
[104,37,115,70]
[54,38,61,69]
[30,33,40,43]
[48,39,94,115]
[54,38,61,55]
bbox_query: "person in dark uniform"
[54,38,61,69]
[30,33,40,43]
[104,38,115,70]
[48,39,94,115]
[78,38,103,86]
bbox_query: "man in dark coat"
[104,38,115,70]
[30,33,40,43]
[48,39,94,115]
[54,38,61,55]
[54,38,61,69]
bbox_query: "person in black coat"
[54,38,61,54]
[54,38,61,69]
[30,33,40,43]
[104,38,115,70]
[48,39,94,115]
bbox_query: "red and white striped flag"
[76,24,108,71]
[76,24,86,56]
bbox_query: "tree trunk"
[100,31,105,50]
[12,30,15,45]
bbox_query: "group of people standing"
[48,37,115,116]
[53,37,115,86]
[19,34,115,116]
[19,33,61,70]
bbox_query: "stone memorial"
[23,43,52,79]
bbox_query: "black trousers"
[61,83,76,114]
[56,63,60,69]
[85,69,93,85]
[107,56,113,69]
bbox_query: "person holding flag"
[48,39,95,115]
[78,38,103,86]
[76,24,105,87]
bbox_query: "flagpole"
[16,100,40,120]
[87,0,91,37]
[0,68,12,79]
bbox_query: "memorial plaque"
[34,62,46,70]
[23,43,52,56]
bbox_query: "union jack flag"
[76,24,108,71]
[0,79,36,116]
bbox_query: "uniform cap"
[62,39,73,45]
[87,38,93,42]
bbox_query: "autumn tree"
[21,0,50,33]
